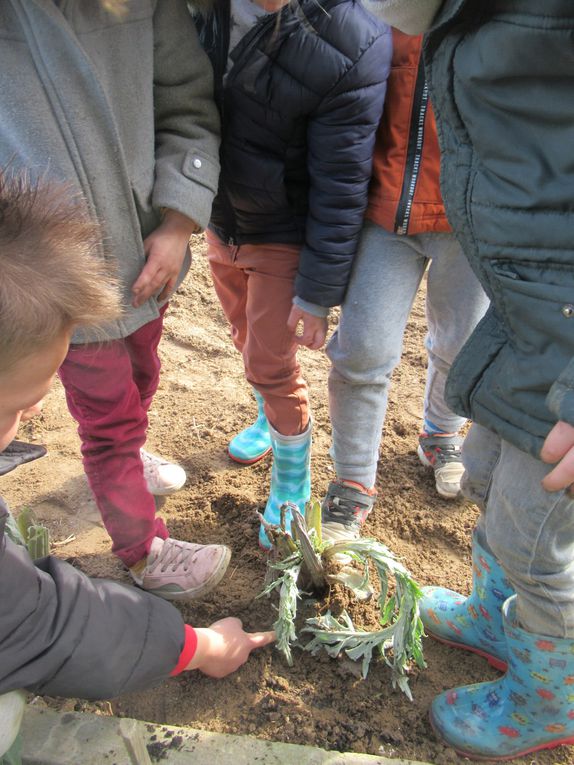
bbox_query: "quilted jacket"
[195,0,391,308]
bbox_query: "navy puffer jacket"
[196,0,391,307]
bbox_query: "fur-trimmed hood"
[362,0,442,33]
[187,0,216,19]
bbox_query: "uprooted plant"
[258,500,425,699]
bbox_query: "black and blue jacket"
[195,0,391,307]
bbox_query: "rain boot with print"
[420,530,513,670]
[258,420,312,549]
[430,595,574,760]
[228,388,271,465]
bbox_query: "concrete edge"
[21,707,433,765]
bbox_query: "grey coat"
[0,499,185,699]
[1,0,220,342]
[370,0,574,458]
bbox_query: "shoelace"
[140,450,167,479]
[324,489,373,527]
[424,442,462,467]
[147,539,195,574]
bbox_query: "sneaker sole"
[147,481,186,497]
[144,546,232,602]
[228,446,272,466]
[435,485,463,500]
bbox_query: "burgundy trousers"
[59,309,169,567]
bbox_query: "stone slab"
[21,708,433,765]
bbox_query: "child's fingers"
[541,449,574,493]
[132,268,159,300]
[158,277,176,303]
[248,630,276,648]
[540,421,574,463]
[286,310,301,334]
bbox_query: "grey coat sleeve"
[0,509,186,700]
[361,0,443,33]
[151,0,221,230]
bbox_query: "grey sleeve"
[152,0,221,230]
[361,0,444,33]
[292,297,330,319]
[0,517,186,700]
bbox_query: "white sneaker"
[141,449,186,496]
[417,433,464,499]
[130,537,231,601]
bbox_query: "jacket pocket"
[490,259,574,356]
[445,306,506,418]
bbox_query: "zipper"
[394,54,429,235]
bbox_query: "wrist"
[170,625,198,676]
[160,208,201,237]
[185,627,218,671]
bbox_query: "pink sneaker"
[130,537,231,601]
[140,449,186,496]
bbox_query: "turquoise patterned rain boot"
[228,388,271,465]
[420,530,513,670]
[430,595,574,760]
[258,420,312,549]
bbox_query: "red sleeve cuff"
[170,625,198,676]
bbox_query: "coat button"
[562,304,574,318]
[193,158,202,169]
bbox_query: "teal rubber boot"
[420,530,513,670]
[228,389,271,465]
[430,595,574,761]
[258,420,312,549]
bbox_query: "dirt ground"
[5,236,573,765]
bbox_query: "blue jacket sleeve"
[295,23,392,307]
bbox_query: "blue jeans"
[464,423,574,638]
[326,222,489,488]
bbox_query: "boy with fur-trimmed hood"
[0,174,273,761]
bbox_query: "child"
[0,0,229,599]
[193,0,392,547]
[320,29,488,545]
[0,174,274,761]
[371,0,574,760]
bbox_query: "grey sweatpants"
[464,423,574,638]
[326,222,489,488]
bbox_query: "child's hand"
[287,306,328,350]
[186,617,275,678]
[541,420,574,494]
[132,210,199,308]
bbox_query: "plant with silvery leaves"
[258,500,425,699]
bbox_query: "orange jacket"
[365,30,450,235]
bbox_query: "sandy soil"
[4,236,572,765]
